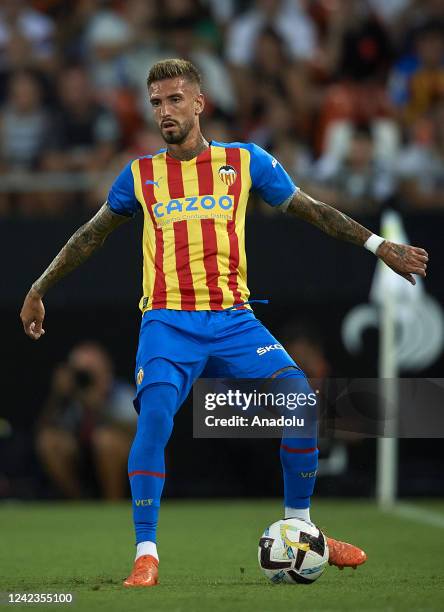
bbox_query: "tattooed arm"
[20,203,129,340]
[287,190,428,285]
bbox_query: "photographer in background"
[35,342,136,500]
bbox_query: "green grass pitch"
[1,499,444,611]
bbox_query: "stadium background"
[0,0,443,505]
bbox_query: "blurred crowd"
[0,0,443,216]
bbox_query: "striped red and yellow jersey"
[107,141,297,312]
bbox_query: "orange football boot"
[327,537,367,570]
[123,554,159,587]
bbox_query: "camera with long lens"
[72,368,95,390]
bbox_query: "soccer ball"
[258,518,329,584]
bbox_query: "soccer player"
[20,59,428,587]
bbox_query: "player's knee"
[137,383,177,443]
[144,406,173,443]
[271,366,315,399]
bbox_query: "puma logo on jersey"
[145,179,161,188]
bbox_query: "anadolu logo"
[218,165,237,186]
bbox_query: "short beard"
[161,118,194,145]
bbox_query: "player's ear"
[195,93,205,116]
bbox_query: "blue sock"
[128,383,178,544]
[280,438,318,510]
[274,370,318,512]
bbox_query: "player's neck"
[167,133,209,162]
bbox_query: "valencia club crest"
[218,165,237,186]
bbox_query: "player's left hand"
[376,241,428,285]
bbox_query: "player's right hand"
[20,288,46,340]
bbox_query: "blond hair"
[147,59,202,88]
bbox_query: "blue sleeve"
[107,161,139,217]
[248,143,298,207]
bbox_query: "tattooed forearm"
[31,203,129,296]
[287,190,372,247]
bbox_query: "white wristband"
[364,234,385,255]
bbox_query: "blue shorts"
[134,308,302,411]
